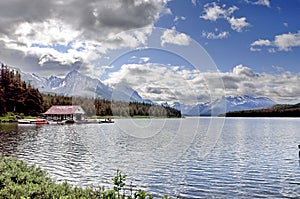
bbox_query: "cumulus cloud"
[227,17,250,32]
[251,30,300,52]
[244,0,271,7]
[202,30,229,39]
[200,2,238,21]
[232,65,256,77]
[251,39,272,46]
[274,31,300,51]
[160,28,190,46]
[0,0,169,74]
[103,62,300,105]
[200,2,250,32]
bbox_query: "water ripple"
[0,118,300,198]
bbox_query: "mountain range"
[20,69,276,116]
[20,69,146,103]
[171,95,276,116]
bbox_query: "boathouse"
[43,105,85,121]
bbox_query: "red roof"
[44,106,84,115]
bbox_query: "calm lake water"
[0,117,300,198]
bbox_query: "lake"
[0,117,300,198]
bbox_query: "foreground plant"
[0,154,158,199]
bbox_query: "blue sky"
[156,0,300,73]
[0,0,299,104]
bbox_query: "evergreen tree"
[0,63,44,116]
[0,85,6,115]
[24,85,44,116]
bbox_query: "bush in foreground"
[0,154,166,199]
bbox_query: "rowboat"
[18,119,49,124]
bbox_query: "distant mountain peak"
[161,102,170,107]
[172,95,276,116]
[20,70,152,103]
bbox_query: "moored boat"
[18,119,49,124]
[99,119,114,124]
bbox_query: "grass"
[0,112,38,122]
[0,154,174,199]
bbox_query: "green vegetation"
[0,154,174,198]
[0,63,181,118]
[225,103,300,117]
[43,95,181,118]
[0,64,44,116]
[0,112,38,122]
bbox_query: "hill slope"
[225,103,300,117]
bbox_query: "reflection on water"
[0,118,300,198]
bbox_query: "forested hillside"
[0,64,44,116]
[43,94,181,117]
[0,63,181,118]
[225,103,300,117]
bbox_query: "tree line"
[43,94,181,118]
[0,64,44,116]
[0,63,181,118]
[225,103,300,117]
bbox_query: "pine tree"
[24,85,44,116]
[0,85,6,115]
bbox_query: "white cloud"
[191,0,197,6]
[160,29,190,47]
[202,31,229,39]
[227,17,250,32]
[251,31,300,52]
[103,62,300,105]
[200,2,250,32]
[274,31,300,51]
[232,64,256,77]
[14,19,81,47]
[200,2,238,21]
[245,0,270,7]
[268,48,276,53]
[163,7,173,15]
[250,47,261,52]
[174,16,186,23]
[139,57,150,63]
[0,0,169,74]
[251,39,272,46]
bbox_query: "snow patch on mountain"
[20,70,275,115]
[172,95,276,116]
[20,70,153,103]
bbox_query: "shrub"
[0,154,159,199]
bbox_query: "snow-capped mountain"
[111,84,145,102]
[161,102,170,107]
[20,70,275,115]
[224,95,276,112]
[21,70,112,99]
[172,95,276,116]
[20,70,153,103]
[47,75,63,88]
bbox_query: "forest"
[42,94,181,117]
[225,103,300,117]
[0,64,181,118]
[0,64,44,116]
